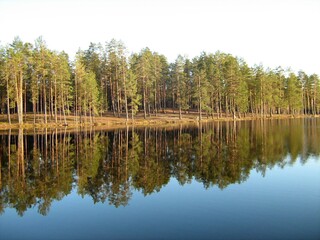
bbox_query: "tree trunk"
[24,81,27,123]
[75,75,78,123]
[33,100,36,124]
[54,78,58,124]
[124,77,129,121]
[198,76,202,121]
[143,78,147,119]
[131,106,134,122]
[225,96,228,118]
[110,78,116,117]
[43,80,47,124]
[6,73,11,124]
[219,92,222,118]
[50,80,54,120]
[117,80,121,118]
[16,70,24,125]
[154,67,157,116]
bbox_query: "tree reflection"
[0,118,319,216]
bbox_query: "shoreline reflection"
[0,119,319,216]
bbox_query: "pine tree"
[131,48,153,119]
[8,37,30,125]
[74,51,87,122]
[172,55,188,119]
[286,72,303,115]
[85,70,100,123]
[126,68,141,120]
[193,56,210,120]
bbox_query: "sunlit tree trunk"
[143,77,147,119]
[15,70,24,125]
[198,75,202,121]
[122,64,129,121]
[5,64,11,124]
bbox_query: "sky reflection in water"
[0,119,319,239]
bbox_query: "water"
[0,119,319,239]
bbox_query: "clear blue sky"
[1,0,319,74]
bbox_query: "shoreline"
[0,113,319,131]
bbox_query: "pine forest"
[0,37,319,126]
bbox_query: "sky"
[0,0,319,74]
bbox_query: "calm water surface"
[0,119,319,239]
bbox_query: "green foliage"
[85,70,100,115]
[0,36,319,121]
[75,53,100,118]
[172,55,189,113]
[286,73,303,114]
[126,68,141,117]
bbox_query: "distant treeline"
[0,37,319,124]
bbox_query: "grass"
[0,111,318,130]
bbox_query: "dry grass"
[0,111,318,130]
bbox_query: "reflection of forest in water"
[0,119,319,216]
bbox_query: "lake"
[0,119,319,239]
